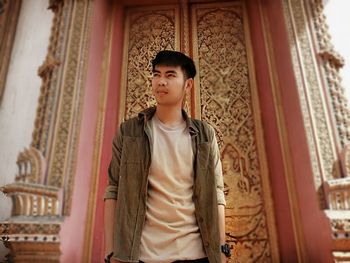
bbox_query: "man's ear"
[185,78,194,92]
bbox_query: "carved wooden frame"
[0,0,22,103]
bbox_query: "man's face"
[151,65,192,108]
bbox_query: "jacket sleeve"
[104,124,124,200]
[209,125,226,206]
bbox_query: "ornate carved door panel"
[120,1,279,261]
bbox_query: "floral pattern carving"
[122,3,277,261]
[123,8,178,120]
[193,4,273,261]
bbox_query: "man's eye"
[167,74,176,78]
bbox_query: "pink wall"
[59,0,111,262]
[91,3,124,262]
[246,1,298,260]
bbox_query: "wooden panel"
[119,5,180,121]
[192,2,278,261]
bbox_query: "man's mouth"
[156,90,168,95]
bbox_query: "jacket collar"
[138,106,199,135]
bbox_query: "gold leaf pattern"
[124,8,177,119]
[194,4,272,261]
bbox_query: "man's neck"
[155,105,184,127]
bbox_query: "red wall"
[90,3,124,262]
[246,1,298,261]
[59,0,112,262]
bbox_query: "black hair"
[151,50,196,79]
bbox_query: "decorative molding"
[309,0,350,148]
[37,55,61,79]
[31,0,65,155]
[0,0,22,103]
[1,182,59,216]
[180,0,192,115]
[15,147,45,184]
[180,0,190,56]
[1,147,59,217]
[333,251,350,262]
[339,144,350,177]
[48,0,64,12]
[324,178,350,210]
[282,0,338,205]
[47,0,93,216]
[0,221,61,262]
[318,49,345,70]
[0,0,94,260]
[325,210,350,257]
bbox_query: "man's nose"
[158,78,167,86]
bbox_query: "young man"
[104,50,231,263]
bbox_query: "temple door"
[118,1,279,261]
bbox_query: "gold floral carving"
[47,0,93,215]
[31,0,64,154]
[180,0,192,114]
[0,0,22,103]
[120,6,180,121]
[192,3,276,261]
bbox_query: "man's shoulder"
[118,116,143,136]
[189,117,211,127]
[188,118,215,135]
[121,116,139,125]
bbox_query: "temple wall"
[0,0,52,259]
[0,0,52,220]
[0,0,349,261]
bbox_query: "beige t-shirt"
[139,115,206,263]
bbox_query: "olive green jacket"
[104,107,225,262]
